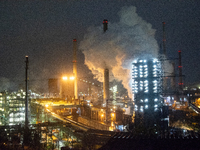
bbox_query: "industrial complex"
[0,20,200,150]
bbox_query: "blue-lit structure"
[132,58,164,128]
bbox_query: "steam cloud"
[80,6,159,98]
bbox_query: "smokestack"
[103,20,109,104]
[103,19,108,32]
[73,39,78,99]
[103,68,109,102]
[178,50,183,90]
[171,61,176,90]
[162,22,166,56]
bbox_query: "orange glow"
[111,113,115,117]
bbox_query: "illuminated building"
[60,76,75,100]
[132,58,163,128]
[0,90,26,126]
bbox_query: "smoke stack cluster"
[80,6,161,98]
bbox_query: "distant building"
[132,58,164,128]
[48,78,59,97]
[0,90,26,126]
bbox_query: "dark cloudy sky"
[0,0,200,91]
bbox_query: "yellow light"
[62,76,68,80]
[112,113,115,117]
[45,104,49,107]
[70,76,75,80]
[101,114,104,117]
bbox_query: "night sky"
[0,0,200,92]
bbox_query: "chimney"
[178,50,183,90]
[103,19,108,32]
[171,61,176,90]
[103,68,109,103]
[103,20,109,104]
[73,39,78,99]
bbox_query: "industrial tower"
[132,59,164,128]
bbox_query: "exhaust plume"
[80,6,159,98]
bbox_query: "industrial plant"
[0,9,200,150]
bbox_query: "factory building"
[60,76,75,101]
[0,90,27,126]
[132,58,164,128]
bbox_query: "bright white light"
[144,60,146,63]
[70,76,75,80]
[154,105,158,107]
[145,99,148,102]
[140,106,144,112]
[139,60,143,62]
[153,59,158,63]
[145,105,148,109]
[62,76,68,80]
[154,98,158,102]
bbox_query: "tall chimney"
[171,61,176,90]
[103,68,109,102]
[103,19,108,32]
[178,50,183,90]
[103,20,109,104]
[73,39,78,99]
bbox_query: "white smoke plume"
[80,6,159,98]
